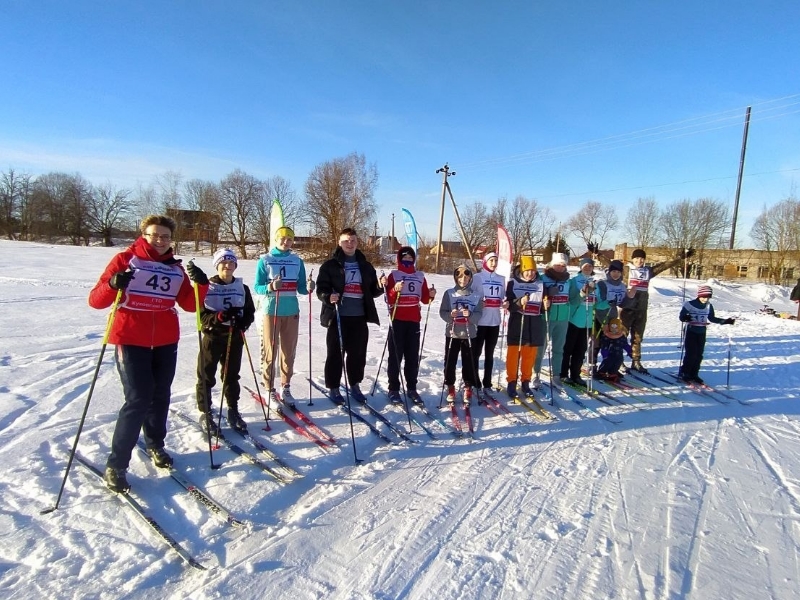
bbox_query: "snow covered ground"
[1,239,799,600]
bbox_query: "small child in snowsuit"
[678,285,735,385]
[196,248,256,434]
[596,319,632,382]
[440,265,483,405]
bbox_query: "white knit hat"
[213,248,238,269]
[550,253,568,266]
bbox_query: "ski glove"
[307,279,316,293]
[109,271,133,290]
[186,262,209,285]
[724,318,736,325]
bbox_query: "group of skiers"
[90,215,736,493]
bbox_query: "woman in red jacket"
[88,215,205,493]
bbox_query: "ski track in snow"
[2,240,800,599]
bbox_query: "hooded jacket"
[316,247,382,328]
[88,236,199,347]
[505,265,546,346]
[385,246,433,323]
[253,246,310,317]
[440,266,483,339]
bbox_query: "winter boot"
[281,385,296,408]
[631,360,649,375]
[227,407,248,433]
[349,384,367,403]
[506,380,518,398]
[446,385,456,404]
[531,375,541,390]
[551,374,562,387]
[329,387,344,403]
[387,389,403,405]
[521,381,533,396]
[146,447,173,469]
[103,466,131,493]
[463,386,473,406]
[406,389,423,405]
[200,413,220,437]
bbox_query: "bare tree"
[625,196,660,248]
[29,172,91,243]
[566,200,619,250]
[0,168,31,240]
[218,169,261,259]
[185,178,221,252]
[253,175,300,251]
[304,152,378,252]
[86,183,132,246]
[659,197,730,275]
[750,195,800,283]
[452,201,494,259]
[493,195,555,260]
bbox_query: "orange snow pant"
[506,345,538,383]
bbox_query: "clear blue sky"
[2,1,799,248]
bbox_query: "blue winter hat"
[579,257,595,268]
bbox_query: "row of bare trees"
[750,195,800,283]
[0,152,378,258]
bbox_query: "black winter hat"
[609,260,624,272]
[631,248,646,259]
[397,246,416,263]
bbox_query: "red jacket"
[88,237,203,347]
[385,263,433,323]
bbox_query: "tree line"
[1,156,798,281]
[0,152,379,261]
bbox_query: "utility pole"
[435,164,454,272]
[729,106,751,249]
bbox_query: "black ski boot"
[146,447,173,469]
[631,360,650,375]
[199,412,220,437]
[103,466,131,493]
[227,407,248,433]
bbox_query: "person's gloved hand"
[724,318,736,325]
[186,262,208,285]
[109,271,133,290]
[307,278,316,293]
[681,314,691,322]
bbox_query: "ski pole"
[213,324,235,440]
[726,328,732,389]
[494,307,507,391]
[42,288,124,514]
[242,330,270,430]
[308,270,314,406]
[514,300,527,394]
[370,274,400,396]
[335,303,362,464]
[265,287,281,423]
[384,283,413,430]
[544,305,555,405]
[193,278,219,469]
[439,334,452,409]
[418,284,435,369]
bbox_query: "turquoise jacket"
[253,248,310,317]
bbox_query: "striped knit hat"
[697,285,713,298]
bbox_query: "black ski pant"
[444,337,477,388]
[324,316,369,389]
[560,323,589,380]
[621,308,648,361]
[107,343,177,471]
[387,319,420,392]
[680,328,707,380]
[196,329,244,414]
[473,324,500,389]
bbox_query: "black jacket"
[199,275,256,334]
[316,248,383,327]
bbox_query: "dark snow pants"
[107,343,177,470]
[324,316,369,388]
[387,319,421,392]
[473,324,500,389]
[196,329,244,413]
[680,328,707,380]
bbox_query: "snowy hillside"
[1,239,799,600]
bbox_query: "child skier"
[678,285,735,385]
[505,255,549,398]
[471,250,507,398]
[560,257,597,387]
[440,265,483,405]
[196,248,256,434]
[535,252,570,388]
[596,319,632,382]
[383,246,436,404]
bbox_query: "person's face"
[632,257,645,268]
[339,234,358,256]
[457,273,471,287]
[610,269,622,280]
[521,268,535,281]
[551,263,566,272]
[216,259,237,280]
[486,257,497,270]
[699,296,710,304]
[581,264,593,276]
[277,235,294,252]
[143,225,172,255]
